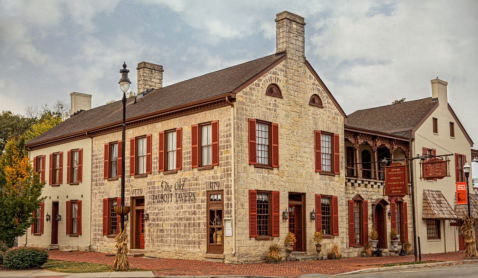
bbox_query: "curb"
[335,259,478,276]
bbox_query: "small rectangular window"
[109,143,118,178]
[257,192,271,236]
[35,207,41,234]
[433,118,438,134]
[321,197,331,235]
[53,153,60,184]
[201,124,212,166]
[426,219,440,239]
[166,131,177,170]
[321,133,333,172]
[256,122,270,165]
[70,150,79,183]
[71,201,78,234]
[137,137,147,174]
[450,122,454,137]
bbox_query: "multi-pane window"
[450,122,455,137]
[137,138,147,174]
[52,153,60,184]
[71,150,79,183]
[426,220,440,239]
[257,193,270,236]
[201,124,212,166]
[354,201,362,245]
[166,131,177,170]
[35,156,43,173]
[110,143,118,178]
[321,197,331,235]
[71,201,78,234]
[433,118,438,134]
[321,134,332,172]
[256,122,270,165]
[109,199,118,234]
[34,207,41,234]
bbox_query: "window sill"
[107,177,119,181]
[198,165,214,171]
[134,174,148,179]
[33,233,42,236]
[322,235,334,239]
[106,234,117,238]
[69,182,79,185]
[51,184,61,187]
[68,234,79,237]
[427,238,441,241]
[163,170,178,175]
[255,236,273,241]
[319,171,335,176]
[254,164,273,170]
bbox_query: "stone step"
[204,253,225,263]
[289,252,317,261]
[127,249,145,257]
[48,244,59,250]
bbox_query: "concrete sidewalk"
[0,270,155,278]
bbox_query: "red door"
[139,209,145,249]
[288,205,297,250]
[288,205,303,251]
[459,234,465,251]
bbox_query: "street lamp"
[464,162,471,218]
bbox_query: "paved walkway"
[42,250,468,277]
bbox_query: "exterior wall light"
[46,213,51,222]
[144,212,149,220]
[310,209,316,220]
[56,214,61,221]
[282,209,289,220]
[387,210,392,219]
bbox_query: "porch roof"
[455,194,478,219]
[422,189,458,220]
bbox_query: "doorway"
[51,202,59,244]
[375,204,387,249]
[288,193,305,251]
[131,197,145,249]
[207,191,224,254]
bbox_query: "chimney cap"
[275,11,305,25]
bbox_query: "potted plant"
[362,242,372,257]
[390,228,399,251]
[403,241,412,255]
[327,244,341,259]
[313,231,323,257]
[369,226,378,248]
[265,242,282,263]
[284,232,296,261]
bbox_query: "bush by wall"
[3,248,48,269]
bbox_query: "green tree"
[0,137,45,247]
[392,98,406,105]
[0,111,35,154]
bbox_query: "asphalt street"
[340,263,478,278]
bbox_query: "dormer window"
[309,94,323,108]
[265,84,282,98]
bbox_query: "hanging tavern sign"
[384,163,408,197]
[422,158,447,180]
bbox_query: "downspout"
[229,96,236,256]
[87,131,93,252]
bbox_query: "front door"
[207,191,224,254]
[51,202,59,244]
[375,204,387,249]
[288,194,305,251]
[131,197,145,249]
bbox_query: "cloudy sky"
[1,0,477,145]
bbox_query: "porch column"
[355,143,361,178]
[373,145,379,180]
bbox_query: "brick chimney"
[137,62,164,94]
[70,92,91,116]
[431,78,448,103]
[276,11,306,62]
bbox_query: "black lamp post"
[464,162,471,218]
[118,62,131,231]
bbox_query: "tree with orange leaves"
[0,136,45,247]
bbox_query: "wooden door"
[131,198,145,249]
[375,204,387,248]
[207,191,224,254]
[51,202,59,244]
[459,233,465,251]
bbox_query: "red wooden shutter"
[77,200,82,235]
[66,201,71,235]
[248,119,257,165]
[191,125,198,168]
[104,143,109,179]
[272,191,280,237]
[67,150,71,183]
[423,147,428,161]
[462,155,466,181]
[363,200,369,245]
[31,210,35,234]
[130,138,136,176]
[315,194,322,232]
[40,203,44,234]
[212,121,219,166]
[146,134,152,174]
[432,149,436,158]
[117,197,121,234]
[272,123,279,168]
[176,128,182,170]
[41,155,46,182]
[117,141,122,177]
[334,133,340,175]
[33,157,37,174]
[332,196,339,236]
[402,202,408,243]
[158,131,165,172]
[78,149,83,182]
[249,190,258,238]
[390,201,396,230]
[348,200,354,247]
[455,153,460,182]
[315,131,322,172]
[59,152,63,184]
[49,154,53,185]
[103,199,108,235]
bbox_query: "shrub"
[363,242,372,257]
[370,226,378,240]
[0,252,4,265]
[3,247,49,269]
[390,228,398,240]
[284,232,296,246]
[265,242,282,263]
[331,244,340,258]
[403,241,412,255]
[313,231,323,244]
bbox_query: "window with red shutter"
[248,119,257,165]
[41,155,46,182]
[315,131,321,172]
[272,123,279,168]
[315,194,322,232]
[348,200,354,247]
[130,138,136,176]
[332,196,339,236]
[334,134,340,175]
[77,200,82,235]
[146,134,152,174]
[40,202,44,234]
[104,143,109,179]
[249,190,258,238]
[176,128,182,170]
[191,125,199,168]
[212,121,219,166]
[59,152,63,184]
[78,149,83,182]
[66,200,71,235]
[67,150,71,183]
[49,154,53,185]
[103,199,108,235]
[363,200,369,245]
[158,131,165,171]
[117,141,122,177]
[272,191,280,237]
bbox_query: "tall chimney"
[137,62,164,94]
[276,11,306,62]
[70,92,92,116]
[431,78,448,103]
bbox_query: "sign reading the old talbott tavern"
[384,163,408,197]
[422,158,447,180]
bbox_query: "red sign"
[384,163,408,197]
[456,182,468,205]
[422,158,447,180]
